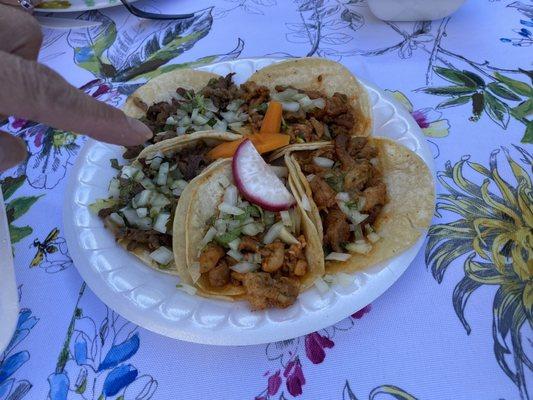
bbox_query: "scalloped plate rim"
[64,58,435,346]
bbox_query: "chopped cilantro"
[325,172,345,193]
[215,228,242,247]
[110,159,120,170]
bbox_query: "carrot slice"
[260,101,283,134]
[207,133,290,160]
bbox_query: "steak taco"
[120,58,372,160]
[182,142,324,310]
[284,134,435,273]
[90,131,241,283]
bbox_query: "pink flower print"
[284,358,305,397]
[92,84,110,98]
[351,304,372,319]
[11,117,28,130]
[34,131,43,148]
[304,332,334,364]
[412,110,430,129]
[267,370,282,396]
[255,397,267,400]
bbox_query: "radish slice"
[232,139,295,211]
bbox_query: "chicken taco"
[90,131,241,283]
[183,140,324,310]
[284,134,435,274]
[120,58,371,160]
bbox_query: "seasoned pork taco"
[90,131,241,283]
[183,141,324,310]
[284,134,435,273]
[120,58,372,160]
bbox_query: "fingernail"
[126,116,153,140]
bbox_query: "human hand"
[0,4,153,172]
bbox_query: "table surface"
[1,1,531,399]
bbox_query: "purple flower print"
[351,304,372,319]
[284,358,305,397]
[267,370,282,396]
[304,332,334,364]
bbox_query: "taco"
[183,158,324,310]
[90,131,241,283]
[284,134,435,274]
[120,58,372,160]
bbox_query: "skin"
[0,2,153,172]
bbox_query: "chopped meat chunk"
[346,136,368,156]
[284,108,306,123]
[334,134,356,170]
[175,143,211,181]
[357,143,378,159]
[343,161,372,191]
[153,131,177,143]
[242,272,300,310]
[118,228,172,251]
[293,260,308,276]
[200,73,241,110]
[199,243,225,273]
[361,182,387,214]
[287,123,314,142]
[309,117,324,139]
[239,236,260,253]
[248,111,263,132]
[324,208,350,252]
[309,176,337,210]
[325,93,349,117]
[260,241,285,273]
[286,235,308,277]
[98,205,120,219]
[145,100,179,132]
[207,259,231,287]
[123,145,144,160]
[240,81,270,107]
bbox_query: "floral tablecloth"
[1,0,532,399]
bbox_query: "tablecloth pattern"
[1,0,531,399]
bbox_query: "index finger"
[0,51,153,147]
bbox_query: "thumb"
[0,131,26,173]
[0,51,153,147]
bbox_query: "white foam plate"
[64,58,435,345]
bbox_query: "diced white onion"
[190,108,199,122]
[214,219,227,234]
[133,190,152,208]
[213,119,228,132]
[149,246,173,265]
[269,166,288,178]
[204,98,218,112]
[335,192,350,202]
[345,240,372,254]
[263,221,284,245]
[323,124,331,139]
[177,283,197,295]
[298,96,314,111]
[370,158,379,166]
[189,262,201,283]
[313,277,330,294]
[367,232,381,244]
[201,227,217,246]
[227,99,244,112]
[306,174,315,182]
[280,211,292,226]
[313,157,334,168]
[121,165,140,179]
[227,249,243,261]
[220,110,237,123]
[281,101,300,112]
[165,116,177,125]
[325,252,352,262]
[153,212,170,234]
[178,115,191,127]
[176,126,187,136]
[279,227,300,245]
[108,212,125,227]
[311,98,326,109]
[171,179,188,190]
[223,185,238,207]
[218,203,244,216]
[337,272,354,286]
[251,253,262,264]
[242,223,263,236]
[156,162,169,186]
[228,238,241,251]
[140,177,155,190]
[192,113,209,125]
[230,262,258,273]
[136,208,148,218]
[301,195,311,211]
[338,201,368,225]
[107,178,120,198]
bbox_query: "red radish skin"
[232,139,295,211]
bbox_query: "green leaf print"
[1,175,25,200]
[494,72,533,97]
[9,225,32,243]
[487,82,522,101]
[6,196,42,221]
[523,121,533,143]
[84,0,95,6]
[511,99,533,120]
[434,67,481,88]
[436,95,471,109]
[484,92,510,128]
[422,86,477,96]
